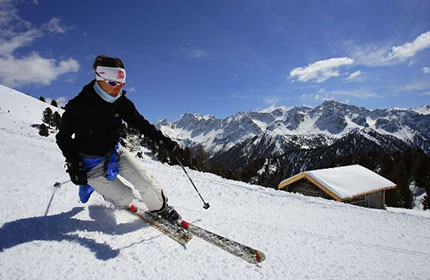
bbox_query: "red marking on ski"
[255,253,261,261]
[129,204,137,212]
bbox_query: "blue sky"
[0,0,429,122]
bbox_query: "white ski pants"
[84,147,165,211]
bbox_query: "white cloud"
[397,81,430,92]
[263,97,279,105]
[0,29,41,56]
[290,57,354,83]
[347,43,391,66]
[301,88,376,102]
[388,31,430,60]
[55,96,67,107]
[186,49,209,58]
[331,89,376,98]
[0,2,79,87]
[0,1,27,30]
[0,52,79,87]
[393,81,430,98]
[346,31,430,66]
[300,93,334,101]
[42,17,70,34]
[171,47,209,59]
[347,70,361,80]
[423,67,430,74]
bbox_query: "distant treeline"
[175,145,430,210]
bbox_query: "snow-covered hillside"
[1,85,430,280]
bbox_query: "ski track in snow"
[1,87,430,280]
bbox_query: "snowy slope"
[1,85,430,280]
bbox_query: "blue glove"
[79,184,94,203]
[104,145,120,180]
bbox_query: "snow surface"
[1,85,430,280]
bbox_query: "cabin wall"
[364,191,385,209]
[287,179,333,200]
[287,179,387,209]
[345,196,365,207]
[340,191,386,209]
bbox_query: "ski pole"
[175,157,210,209]
[44,180,70,216]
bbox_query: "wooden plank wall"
[288,179,333,200]
[364,191,385,209]
[287,179,387,209]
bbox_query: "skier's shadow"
[0,205,144,260]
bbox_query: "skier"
[56,55,181,223]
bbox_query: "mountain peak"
[321,99,341,106]
[414,105,430,115]
[157,100,430,155]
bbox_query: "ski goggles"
[95,66,126,87]
[96,73,126,87]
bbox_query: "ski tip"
[254,251,266,263]
[129,205,137,212]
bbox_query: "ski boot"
[151,205,181,224]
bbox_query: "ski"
[128,205,265,263]
[179,220,266,264]
[128,205,193,245]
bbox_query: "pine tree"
[39,96,46,102]
[225,169,234,180]
[421,158,430,210]
[42,107,53,126]
[383,154,399,207]
[52,111,62,129]
[39,123,49,137]
[412,154,430,189]
[233,169,242,181]
[210,160,223,176]
[194,145,209,171]
[182,147,192,167]
[422,196,430,210]
[391,160,413,208]
[157,147,169,163]
[379,154,394,179]
[51,99,58,107]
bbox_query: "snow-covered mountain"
[157,101,430,169]
[413,105,430,115]
[1,84,430,279]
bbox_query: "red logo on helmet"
[117,70,125,79]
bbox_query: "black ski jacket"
[56,80,171,162]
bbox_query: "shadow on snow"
[0,205,145,260]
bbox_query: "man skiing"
[56,55,181,223]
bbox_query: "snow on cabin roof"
[278,164,396,201]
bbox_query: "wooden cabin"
[278,164,397,209]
